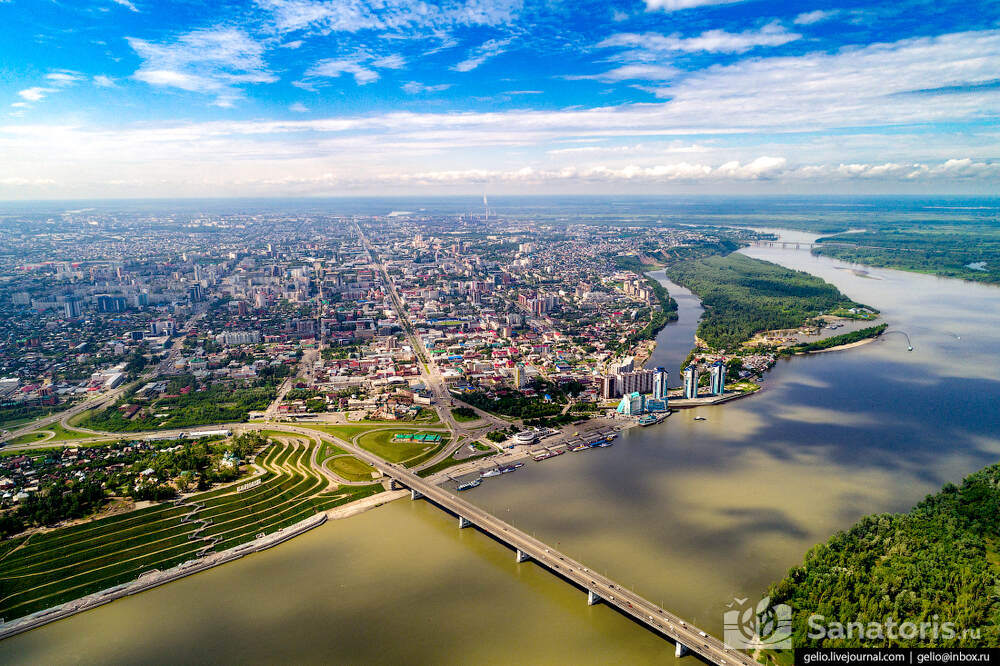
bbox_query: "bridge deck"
[379,461,756,666]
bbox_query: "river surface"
[5,237,1000,664]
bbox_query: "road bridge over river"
[376,461,757,666]
[1,414,759,665]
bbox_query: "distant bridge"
[748,240,819,250]
[748,240,859,251]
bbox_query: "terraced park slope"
[0,436,381,622]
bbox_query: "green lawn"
[413,408,441,423]
[318,440,346,462]
[355,429,448,463]
[47,422,100,441]
[326,456,379,482]
[6,431,50,445]
[67,409,96,428]
[292,424,380,444]
[297,423,441,442]
[4,422,101,446]
[402,441,448,468]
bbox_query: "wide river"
[5,237,1000,664]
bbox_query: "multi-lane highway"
[354,222,508,437]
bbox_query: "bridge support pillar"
[675,642,689,658]
[587,590,601,606]
[410,489,423,500]
[515,549,529,563]
[388,479,401,490]
[458,516,472,529]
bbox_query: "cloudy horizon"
[2,0,999,199]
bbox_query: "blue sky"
[1,0,999,198]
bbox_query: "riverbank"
[0,486,412,642]
[0,512,328,641]
[793,335,878,355]
[326,489,407,519]
[666,390,758,409]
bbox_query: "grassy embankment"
[7,422,103,446]
[325,456,379,482]
[0,436,382,622]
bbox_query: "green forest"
[766,462,1000,648]
[814,226,1000,285]
[666,253,861,351]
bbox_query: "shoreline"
[666,389,758,409]
[0,489,407,641]
[793,335,879,354]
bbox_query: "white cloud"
[637,29,1000,130]
[402,81,452,94]
[452,38,512,72]
[256,0,522,35]
[289,102,309,112]
[0,177,57,186]
[305,58,380,84]
[599,22,800,56]
[45,71,84,85]
[644,0,745,11]
[0,113,994,195]
[303,50,408,86]
[111,0,139,11]
[93,75,116,87]
[930,158,1000,178]
[15,71,83,106]
[18,87,56,102]
[128,27,275,105]
[569,64,678,82]
[714,156,787,179]
[392,158,788,184]
[374,54,406,69]
[3,29,1000,195]
[794,10,836,25]
[133,69,214,91]
[547,141,708,156]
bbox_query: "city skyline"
[2,0,999,198]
